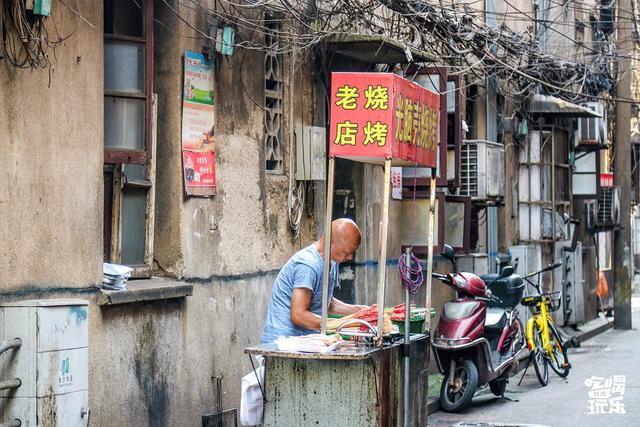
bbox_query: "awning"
[528,94,602,118]
[322,33,438,64]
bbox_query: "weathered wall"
[88,275,276,426]
[0,1,103,292]
[0,3,454,427]
[154,1,317,280]
[88,2,320,426]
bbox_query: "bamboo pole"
[424,170,437,328]
[321,157,336,335]
[376,158,392,344]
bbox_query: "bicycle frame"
[522,265,561,363]
[525,301,557,363]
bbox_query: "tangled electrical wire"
[397,252,424,295]
[161,0,624,115]
[1,1,51,69]
[1,0,84,82]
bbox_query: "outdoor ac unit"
[577,102,606,145]
[460,140,505,199]
[586,186,620,230]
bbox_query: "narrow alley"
[429,297,640,427]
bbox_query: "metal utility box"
[456,253,489,276]
[0,299,89,427]
[510,245,542,324]
[295,126,326,181]
[555,242,584,326]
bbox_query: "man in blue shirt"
[261,218,367,343]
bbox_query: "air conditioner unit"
[586,186,620,231]
[577,102,607,146]
[460,140,505,200]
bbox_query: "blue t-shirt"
[261,244,338,343]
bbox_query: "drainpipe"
[0,379,21,391]
[488,206,499,273]
[0,338,21,355]
[0,339,22,425]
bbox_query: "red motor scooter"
[431,245,528,412]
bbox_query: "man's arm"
[290,288,322,330]
[329,297,367,316]
[291,291,368,330]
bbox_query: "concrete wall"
[153,1,317,280]
[87,2,321,426]
[89,274,276,426]
[1,1,320,426]
[0,1,103,292]
[6,1,611,426]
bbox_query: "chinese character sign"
[182,50,216,196]
[329,73,439,167]
[600,172,614,188]
[391,167,403,200]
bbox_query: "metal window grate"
[264,19,284,173]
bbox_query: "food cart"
[245,72,440,426]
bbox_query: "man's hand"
[290,288,322,330]
[329,297,368,316]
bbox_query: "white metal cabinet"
[0,299,89,427]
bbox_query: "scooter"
[431,245,528,412]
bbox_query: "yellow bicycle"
[520,262,571,386]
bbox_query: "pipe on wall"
[487,206,499,273]
[0,379,21,391]
[0,338,21,355]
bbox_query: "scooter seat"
[484,308,507,331]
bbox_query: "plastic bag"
[240,358,265,426]
[596,270,609,299]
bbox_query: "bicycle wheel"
[531,322,549,386]
[547,321,570,378]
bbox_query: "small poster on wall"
[391,167,403,200]
[182,50,216,196]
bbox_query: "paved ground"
[428,297,640,427]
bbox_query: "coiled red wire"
[397,252,424,295]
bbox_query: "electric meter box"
[0,299,89,427]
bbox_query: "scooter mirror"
[499,265,514,279]
[441,244,456,270]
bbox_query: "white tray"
[276,337,342,354]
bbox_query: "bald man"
[260,218,367,343]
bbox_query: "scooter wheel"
[440,359,478,412]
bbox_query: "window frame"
[447,75,462,189]
[103,0,155,278]
[400,190,446,255]
[103,0,154,165]
[518,126,571,243]
[443,195,471,252]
